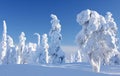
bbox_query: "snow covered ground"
[0,63,120,76]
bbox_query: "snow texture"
[0,63,119,76]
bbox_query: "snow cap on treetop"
[76,9,91,25]
[3,20,7,34]
[50,14,61,32]
[7,35,14,47]
[51,14,58,20]
[34,33,40,46]
[76,9,107,33]
[42,34,47,39]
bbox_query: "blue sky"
[0,0,119,46]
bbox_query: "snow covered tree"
[0,20,7,64]
[34,33,41,64]
[34,33,40,47]
[7,35,16,64]
[76,9,119,72]
[68,51,82,63]
[25,42,37,64]
[49,14,65,64]
[17,32,26,64]
[70,54,75,63]
[39,34,49,64]
[75,50,82,63]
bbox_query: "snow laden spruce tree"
[25,42,37,64]
[76,9,119,72]
[34,33,41,64]
[75,50,82,63]
[49,14,65,64]
[39,34,49,64]
[34,33,40,47]
[7,35,16,64]
[17,32,26,64]
[0,20,7,64]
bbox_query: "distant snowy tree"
[49,14,65,64]
[39,34,49,64]
[34,33,41,64]
[7,35,16,64]
[25,42,37,64]
[34,33,40,47]
[75,50,82,63]
[76,9,119,72]
[17,32,26,64]
[0,20,7,64]
[70,54,75,63]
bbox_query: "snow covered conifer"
[34,33,40,47]
[76,9,119,72]
[25,42,37,64]
[33,33,41,64]
[17,32,26,64]
[0,20,7,64]
[39,34,49,64]
[75,50,82,63]
[70,54,75,63]
[49,14,65,64]
[7,35,16,64]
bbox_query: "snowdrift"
[0,63,119,76]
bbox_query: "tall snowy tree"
[49,14,65,64]
[0,20,7,64]
[7,35,16,64]
[39,34,49,64]
[34,33,41,64]
[76,9,119,72]
[17,32,26,64]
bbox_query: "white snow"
[0,63,119,76]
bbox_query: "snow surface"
[0,63,119,76]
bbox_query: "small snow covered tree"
[70,54,75,63]
[34,33,40,47]
[39,34,49,64]
[75,50,82,63]
[0,20,7,64]
[34,33,41,64]
[49,14,65,64]
[76,9,119,72]
[25,42,37,64]
[7,35,16,64]
[17,32,26,64]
